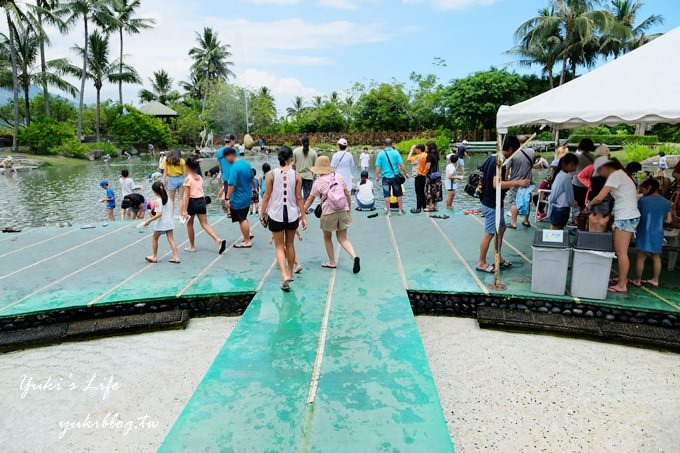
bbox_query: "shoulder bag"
[384,150,406,185]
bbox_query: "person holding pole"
[476,135,530,274]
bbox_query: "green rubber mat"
[160,217,454,452]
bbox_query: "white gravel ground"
[0,316,678,452]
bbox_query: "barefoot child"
[631,178,672,289]
[182,156,227,254]
[99,179,115,221]
[142,181,180,264]
[250,168,260,216]
[445,154,463,209]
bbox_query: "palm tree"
[312,95,323,108]
[139,69,179,105]
[286,96,305,119]
[10,27,77,124]
[329,91,340,104]
[179,72,202,100]
[188,27,234,97]
[1,0,32,151]
[67,31,140,142]
[516,0,610,85]
[29,1,68,117]
[107,0,154,104]
[62,0,113,139]
[602,0,663,58]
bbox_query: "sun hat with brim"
[309,156,334,175]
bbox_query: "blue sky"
[33,0,680,111]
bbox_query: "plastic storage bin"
[571,232,615,300]
[531,229,571,296]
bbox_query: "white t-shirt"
[119,177,135,197]
[659,155,668,169]
[331,150,355,192]
[360,152,370,169]
[446,163,458,191]
[605,170,641,220]
[356,180,374,204]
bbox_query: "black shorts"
[230,207,249,223]
[550,206,571,228]
[268,217,299,233]
[187,197,207,216]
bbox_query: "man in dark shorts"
[375,138,409,216]
[224,147,255,248]
[120,193,145,219]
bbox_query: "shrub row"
[569,134,658,146]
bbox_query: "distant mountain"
[0,86,42,105]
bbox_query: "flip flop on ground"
[641,280,659,289]
[234,242,252,249]
[294,264,303,274]
[607,286,628,295]
[321,262,336,269]
[353,257,361,274]
[500,261,513,269]
[169,259,181,264]
[218,240,227,254]
[145,256,158,264]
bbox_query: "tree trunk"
[6,12,20,152]
[119,27,123,105]
[96,88,101,143]
[23,77,31,125]
[559,30,571,86]
[38,13,50,117]
[571,58,577,80]
[77,16,89,140]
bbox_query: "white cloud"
[402,0,496,10]
[236,68,321,114]
[318,0,361,9]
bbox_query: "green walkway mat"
[160,217,454,452]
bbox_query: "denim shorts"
[613,217,640,233]
[381,177,403,198]
[482,205,505,235]
[167,175,184,190]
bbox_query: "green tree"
[30,1,69,117]
[601,0,663,58]
[286,96,305,119]
[107,0,154,104]
[10,27,77,125]
[139,69,180,105]
[442,68,527,139]
[173,103,202,146]
[188,27,234,99]
[63,0,114,139]
[203,83,246,135]
[1,0,32,151]
[515,0,610,85]
[409,72,446,130]
[67,31,140,141]
[109,106,173,147]
[249,86,276,132]
[353,83,411,131]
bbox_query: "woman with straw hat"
[303,155,360,274]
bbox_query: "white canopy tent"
[497,25,680,132]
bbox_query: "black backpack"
[465,169,485,198]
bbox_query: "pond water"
[0,151,491,229]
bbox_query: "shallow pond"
[0,151,492,229]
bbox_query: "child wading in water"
[631,178,672,289]
[250,168,260,216]
[142,181,180,264]
[182,156,227,254]
[99,179,115,221]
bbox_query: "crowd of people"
[478,135,679,295]
[98,133,679,296]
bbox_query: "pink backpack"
[325,173,348,211]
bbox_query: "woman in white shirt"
[355,170,375,211]
[331,138,355,189]
[359,148,370,172]
[588,159,641,295]
[260,146,307,292]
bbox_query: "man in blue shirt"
[476,135,530,274]
[374,138,408,216]
[225,147,255,248]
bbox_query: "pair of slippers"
[145,257,180,264]
[507,222,531,230]
[430,215,450,219]
[630,280,659,289]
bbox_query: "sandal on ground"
[499,261,513,269]
[145,256,158,264]
[522,222,531,228]
[507,225,517,230]
[218,240,227,254]
[169,259,181,264]
[234,242,252,249]
[476,264,495,273]
[630,280,642,288]
[353,257,361,274]
[321,262,336,269]
[281,280,291,292]
[294,264,303,274]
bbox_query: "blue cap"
[99,179,109,187]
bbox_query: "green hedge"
[17,118,77,154]
[568,134,658,146]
